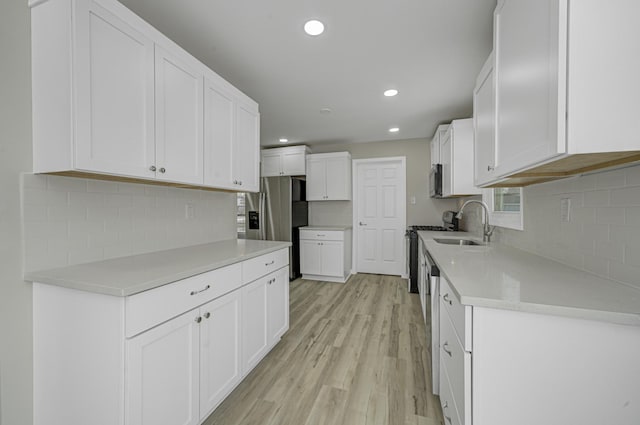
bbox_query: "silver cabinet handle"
[443,341,452,357]
[443,293,452,305]
[265,260,275,266]
[159,167,166,173]
[317,234,326,237]
[190,285,211,296]
[195,316,202,323]
[359,222,367,226]
[268,278,275,285]
[443,401,448,409]
[203,312,211,319]
[233,180,238,184]
[239,181,243,186]
[444,414,452,424]
[149,165,156,172]
[487,165,495,171]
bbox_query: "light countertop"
[300,226,352,231]
[25,239,292,297]
[419,231,640,326]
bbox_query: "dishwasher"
[421,240,441,395]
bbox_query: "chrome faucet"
[456,200,494,243]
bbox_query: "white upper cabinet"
[154,46,204,185]
[439,120,480,197]
[203,78,260,192]
[31,0,260,191]
[473,53,497,187]
[306,152,352,201]
[485,0,640,186]
[67,0,156,179]
[430,124,448,167]
[261,145,310,177]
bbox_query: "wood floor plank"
[203,274,444,425]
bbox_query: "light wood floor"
[203,273,444,425]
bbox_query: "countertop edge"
[26,241,292,297]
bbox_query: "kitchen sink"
[433,238,485,246]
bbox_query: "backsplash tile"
[463,164,640,289]
[22,174,236,272]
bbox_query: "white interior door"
[354,158,406,276]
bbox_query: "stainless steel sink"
[433,238,485,246]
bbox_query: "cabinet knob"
[443,293,452,305]
[487,165,495,171]
[195,316,202,323]
[239,181,243,186]
[203,312,211,319]
[442,341,452,357]
[149,165,156,172]
[233,180,238,184]
[159,167,166,173]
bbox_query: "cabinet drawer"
[439,366,462,425]
[242,249,288,284]
[440,305,471,425]
[299,229,344,241]
[440,277,472,350]
[125,263,242,337]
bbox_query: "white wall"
[0,1,33,424]
[462,164,640,290]
[22,175,236,272]
[307,138,459,227]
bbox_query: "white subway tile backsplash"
[22,175,236,271]
[468,164,640,287]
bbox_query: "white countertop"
[25,239,292,297]
[419,231,640,326]
[300,226,352,231]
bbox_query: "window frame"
[482,187,524,231]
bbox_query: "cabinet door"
[321,241,344,277]
[300,240,322,275]
[440,129,453,198]
[267,266,289,344]
[74,0,155,178]
[127,309,200,425]
[325,157,350,200]
[474,55,496,186]
[430,138,440,167]
[234,102,260,192]
[242,275,269,373]
[494,0,565,176]
[281,151,306,176]
[155,46,204,185]
[261,153,282,177]
[204,79,235,189]
[199,290,242,418]
[306,158,326,200]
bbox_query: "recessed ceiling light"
[389,127,400,133]
[279,138,289,143]
[304,20,325,36]
[384,89,398,97]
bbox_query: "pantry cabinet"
[261,145,310,177]
[306,152,352,201]
[480,0,640,187]
[31,0,260,191]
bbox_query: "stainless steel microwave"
[429,164,442,198]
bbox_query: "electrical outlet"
[561,198,571,222]
[185,203,195,220]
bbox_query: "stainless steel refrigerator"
[238,176,308,280]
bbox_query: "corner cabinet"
[478,0,640,187]
[31,0,260,192]
[261,145,310,177]
[440,120,480,197]
[306,152,352,201]
[33,248,289,425]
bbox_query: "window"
[483,187,524,230]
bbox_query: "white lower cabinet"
[299,228,351,283]
[33,249,289,425]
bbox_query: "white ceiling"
[119,0,496,147]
